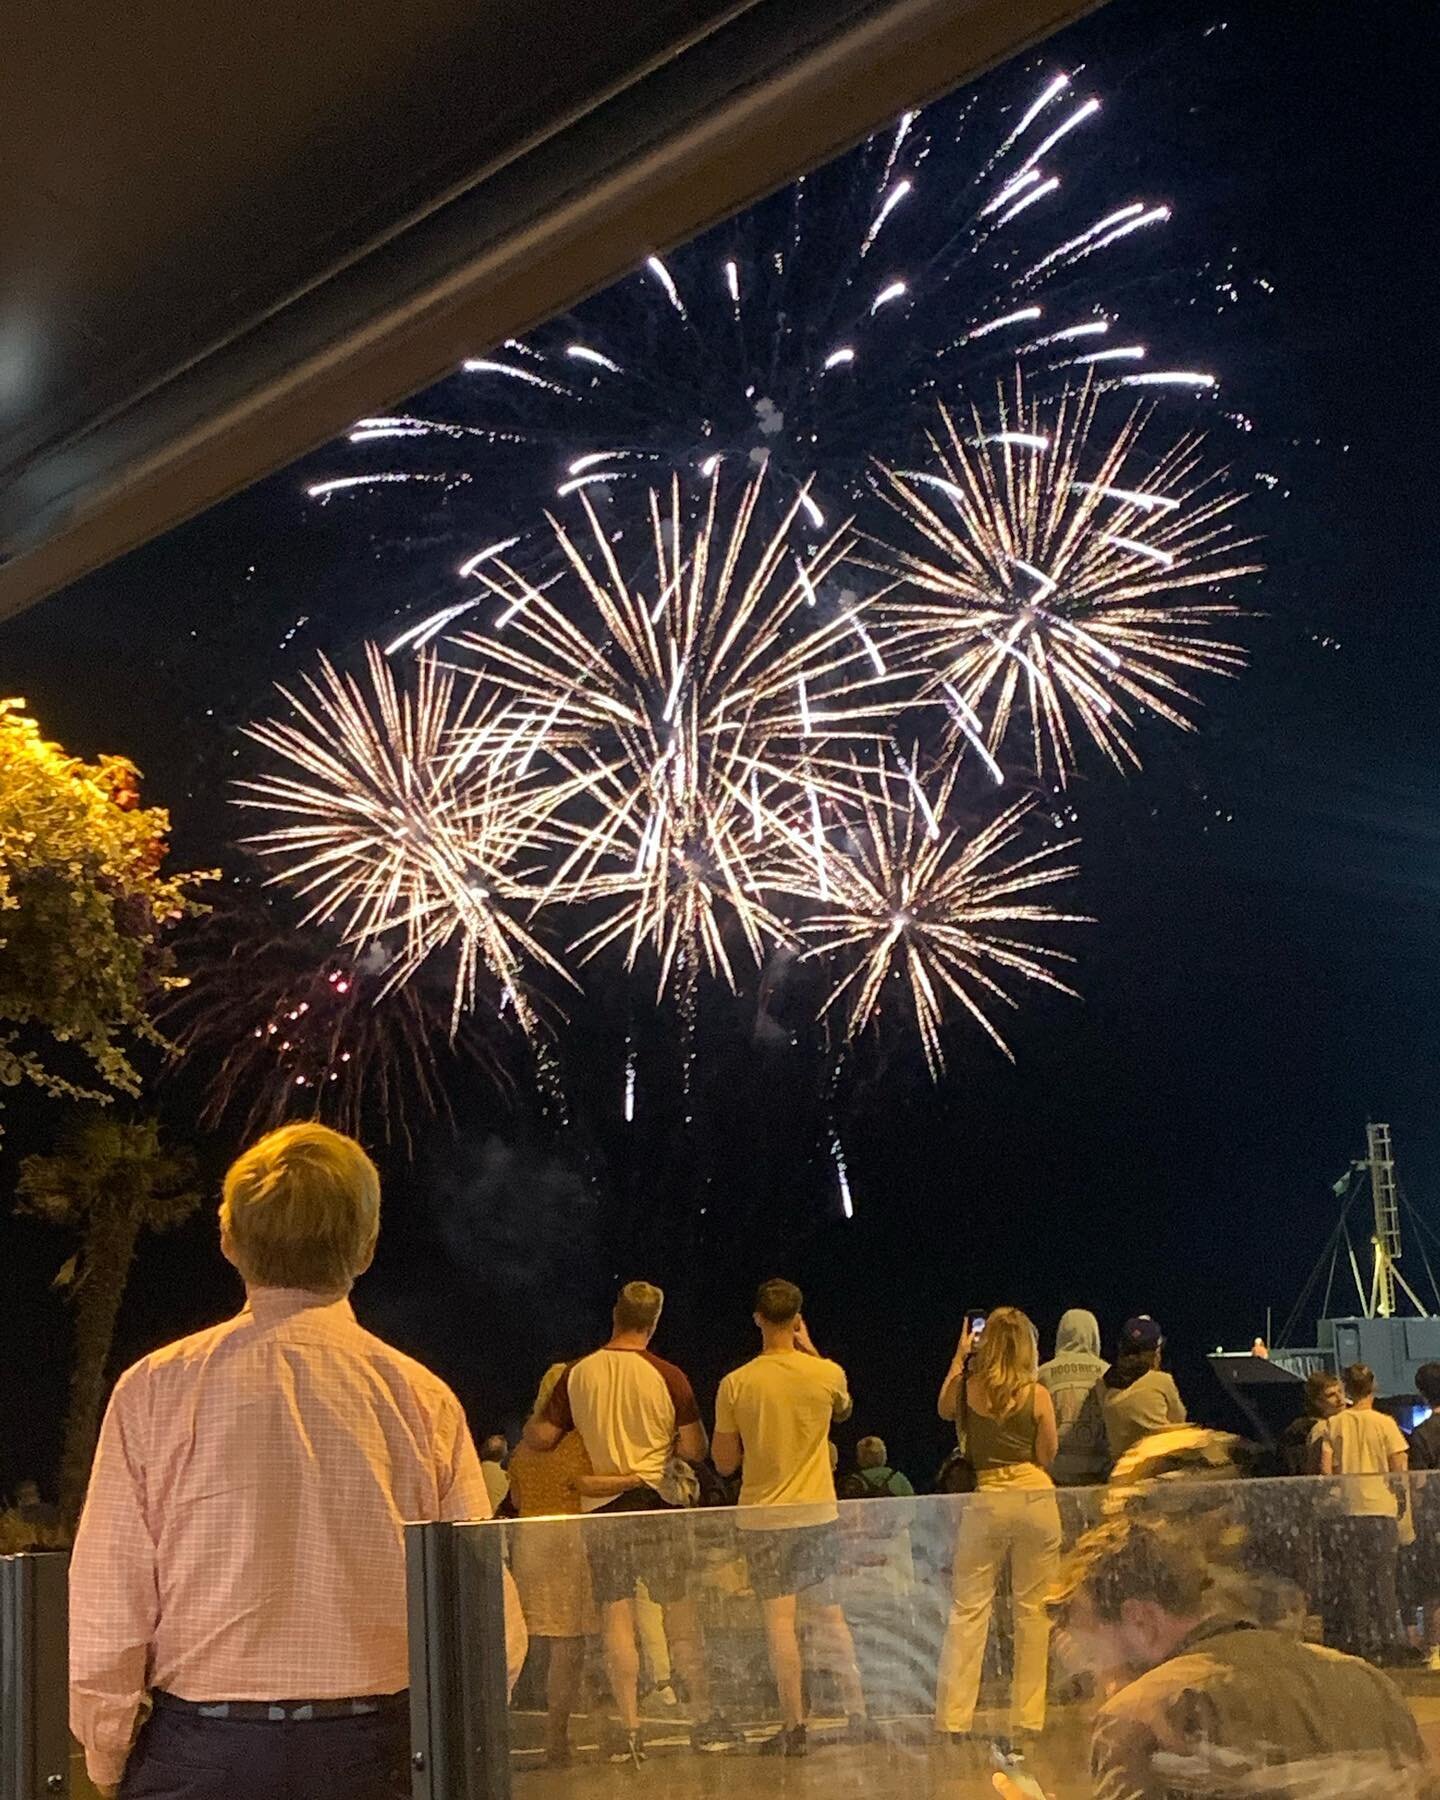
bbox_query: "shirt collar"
[243,1286,357,1326]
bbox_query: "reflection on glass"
[435,1469,1440,1797]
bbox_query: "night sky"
[3,0,1440,1494]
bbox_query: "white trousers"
[933,1465,1061,1735]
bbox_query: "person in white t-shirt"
[525,1282,736,1764]
[1309,1363,1409,1663]
[712,1279,869,1757]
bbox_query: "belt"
[153,1691,407,1723]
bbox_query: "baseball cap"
[1121,1315,1164,1351]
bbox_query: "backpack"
[839,1468,908,1502]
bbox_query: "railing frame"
[0,1552,70,1800]
[406,1523,512,1800]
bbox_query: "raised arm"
[937,1326,974,1422]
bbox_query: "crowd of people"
[62,1122,1440,1799]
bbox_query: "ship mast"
[1363,1122,1428,1320]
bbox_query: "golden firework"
[874,378,1261,782]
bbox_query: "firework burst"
[236,645,581,1039]
[788,755,1084,1076]
[874,378,1261,782]
[165,909,507,1153]
[456,471,893,995]
[302,62,1217,659]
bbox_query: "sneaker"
[655,1681,679,1708]
[692,1716,742,1754]
[758,1724,808,1758]
[607,1728,645,1768]
[1429,1646,1440,1673]
[846,1715,881,1745]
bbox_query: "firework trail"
[874,378,1261,781]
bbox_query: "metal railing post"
[0,1552,70,1800]
[406,1523,512,1800]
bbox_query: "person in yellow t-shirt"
[712,1278,870,1757]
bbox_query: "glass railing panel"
[410,1469,1440,1798]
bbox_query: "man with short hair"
[526,1281,733,1764]
[1309,1362,1409,1662]
[841,1437,916,1501]
[70,1122,526,1800]
[1043,1511,1439,1800]
[1277,1368,1345,1476]
[712,1278,869,1757]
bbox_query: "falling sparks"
[831,1130,855,1218]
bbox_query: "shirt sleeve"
[829,1361,854,1425]
[714,1373,737,1438]
[1163,1374,1187,1425]
[542,1364,575,1433]
[656,1358,700,1429]
[69,1367,159,1792]
[1385,1416,1409,1460]
[439,1398,493,1522]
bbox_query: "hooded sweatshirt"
[1038,1309,1111,1485]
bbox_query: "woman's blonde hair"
[532,1361,568,1419]
[970,1306,1039,1420]
[221,1122,380,1293]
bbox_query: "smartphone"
[967,1310,987,1339]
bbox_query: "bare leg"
[602,1599,641,1731]
[634,1582,672,1687]
[762,1593,805,1729]
[546,1637,584,1757]
[809,1601,866,1718]
[662,1595,712,1719]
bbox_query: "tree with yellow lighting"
[0,697,204,1129]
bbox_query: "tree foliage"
[17,1112,202,1517]
[0,698,206,1125]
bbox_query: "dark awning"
[0,0,1098,619]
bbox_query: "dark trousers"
[1322,1515,1400,1662]
[119,1701,410,1800]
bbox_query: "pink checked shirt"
[70,1288,526,1788]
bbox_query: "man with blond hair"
[526,1280,735,1764]
[69,1122,525,1800]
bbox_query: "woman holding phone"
[933,1307,1061,1748]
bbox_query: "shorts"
[744,1522,841,1602]
[587,1489,691,1607]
